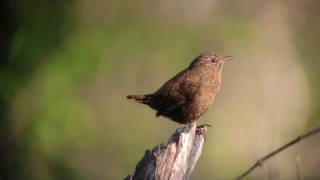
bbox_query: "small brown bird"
[127,52,232,124]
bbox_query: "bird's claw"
[196,124,212,141]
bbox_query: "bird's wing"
[177,72,202,100]
[154,70,202,116]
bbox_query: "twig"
[235,126,320,180]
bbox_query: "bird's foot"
[196,124,212,141]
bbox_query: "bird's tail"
[126,94,153,105]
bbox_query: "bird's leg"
[184,122,193,129]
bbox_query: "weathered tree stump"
[124,122,209,180]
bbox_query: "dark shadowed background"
[1,0,320,179]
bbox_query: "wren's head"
[189,52,232,72]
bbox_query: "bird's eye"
[211,59,216,63]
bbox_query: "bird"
[127,52,232,124]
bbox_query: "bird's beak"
[223,56,233,61]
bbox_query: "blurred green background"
[1,0,320,179]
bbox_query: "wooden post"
[124,123,209,180]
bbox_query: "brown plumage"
[127,52,232,124]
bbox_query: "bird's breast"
[185,78,219,119]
